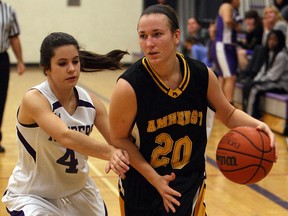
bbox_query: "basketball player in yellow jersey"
[109,4,278,216]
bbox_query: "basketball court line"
[81,83,288,211]
[206,157,288,210]
[88,161,119,196]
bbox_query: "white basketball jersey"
[7,81,96,199]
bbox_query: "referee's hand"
[17,62,25,75]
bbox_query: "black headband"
[142,4,179,29]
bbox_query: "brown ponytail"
[79,50,129,72]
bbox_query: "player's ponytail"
[79,50,129,72]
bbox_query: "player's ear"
[174,29,180,44]
[41,66,49,76]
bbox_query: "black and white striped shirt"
[0,1,20,53]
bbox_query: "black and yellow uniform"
[118,53,208,216]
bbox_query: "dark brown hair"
[140,4,179,32]
[40,32,128,73]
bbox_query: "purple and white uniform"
[215,10,239,77]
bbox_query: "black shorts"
[119,168,206,216]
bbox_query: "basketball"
[216,126,275,184]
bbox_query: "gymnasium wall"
[5,0,143,64]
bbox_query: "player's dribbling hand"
[154,172,181,213]
[105,149,130,179]
[256,123,278,161]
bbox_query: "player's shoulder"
[21,88,50,111]
[122,58,144,76]
[23,87,46,102]
[185,56,208,73]
[119,58,147,89]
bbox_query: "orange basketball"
[216,126,275,184]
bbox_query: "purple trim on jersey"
[52,100,94,112]
[52,101,61,112]
[103,201,108,216]
[215,14,237,44]
[17,126,36,162]
[6,208,24,216]
[215,16,224,42]
[17,109,38,128]
[78,100,95,109]
[18,122,38,128]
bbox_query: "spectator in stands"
[281,5,288,47]
[281,5,288,20]
[238,6,287,83]
[237,10,263,71]
[262,5,287,45]
[187,17,202,40]
[183,36,210,67]
[243,30,288,119]
[181,17,209,56]
[273,0,288,12]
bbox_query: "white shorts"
[2,177,107,216]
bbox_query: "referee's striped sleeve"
[8,5,20,37]
[0,2,20,52]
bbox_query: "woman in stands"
[244,30,288,119]
[237,10,263,71]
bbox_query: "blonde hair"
[263,5,284,22]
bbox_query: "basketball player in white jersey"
[215,0,241,104]
[2,32,130,215]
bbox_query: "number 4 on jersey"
[56,149,78,173]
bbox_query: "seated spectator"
[239,6,287,82]
[281,5,288,20]
[273,0,288,12]
[187,17,202,41]
[242,30,288,119]
[237,45,266,83]
[181,17,209,56]
[262,5,287,45]
[237,10,263,71]
[184,36,210,67]
[281,5,288,47]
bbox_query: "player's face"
[46,45,80,88]
[137,13,180,65]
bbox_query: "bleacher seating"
[233,82,288,135]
